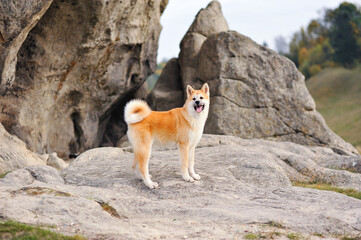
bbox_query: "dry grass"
[96,201,122,218]
[11,187,71,197]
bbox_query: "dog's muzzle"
[194,102,205,113]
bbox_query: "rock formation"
[1,2,361,238]
[0,123,67,175]
[178,1,229,93]
[1,135,361,239]
[200,31,357,155]
[146,58,184,111]
[152,1,358,155]
[0,0,53,94]
[0,0,168,158]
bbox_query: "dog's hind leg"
[134,139,158,189]
[132,158,142,179]
[188,145,201,180]
[179,143,194,182]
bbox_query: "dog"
[124,83,210,189]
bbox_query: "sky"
[157,0,354,62]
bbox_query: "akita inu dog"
[124,83,210,189]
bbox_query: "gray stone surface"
[1,135,361,239]
[146,58,184,111]
[0,0,168,158]
[0,0,53,92]
[147,1,358,156]
[178,0,229,92]
[0,123,68,175]
[0,123,45,174]
[198,31,357,155]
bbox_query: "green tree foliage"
[327,2,361,67]
[284,2,361,78]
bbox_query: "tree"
[284,2,361,78]
[326,2,361,67]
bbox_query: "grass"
[0,220,85,240]
[306,66,361,152]
[11,187,72,197]
[287,233,301,240]
[0,171,10,178]
[244,232,296,239]
[265,221,285,229]
[96,201,121,218]
[244,233,259,239]
[293,182,361,200]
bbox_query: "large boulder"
[147,0,229,111]
[153,1,358,155]
[1,135,361,238]
[178,0,229,92]
[198,31,357,155]
[0,0,168,158]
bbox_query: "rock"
[0,123,46,175]
[45,152,69,170]
[1,135,361,239]
[61,147,126,186]
[178,1,229,92]
[0,0,168,158]
[197,31,357,155]
[0,0,53,93]
[0,169,35,187]
[150,1,358,156]
[26,165,65,185]
[146,58,184,111]
[146,0,229,111]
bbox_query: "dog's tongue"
[196,106,203,113]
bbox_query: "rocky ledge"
[1,135,360,239]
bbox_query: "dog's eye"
[193,98,196,101]
[200,96,203,99]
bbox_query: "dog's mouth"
[194,104,205,113]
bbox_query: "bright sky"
[157,0,352,62]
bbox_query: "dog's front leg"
[179,143,194,182]
[188,146,201,180]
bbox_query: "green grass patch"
[313,233,324,237]
[293,182,361,200]
[244,233,258,239]
[341,237,361,240]
[0,220,85,240]
[306,67,361,152]
[287,233,302,240]
[265,221,285,229]
[244,232,281,239]
[0,172,10,178]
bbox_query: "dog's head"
[185,83,210,118]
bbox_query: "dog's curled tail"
[124,99,151,124]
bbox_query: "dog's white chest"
[188,119,206,145]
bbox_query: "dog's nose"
[195,100,200,105]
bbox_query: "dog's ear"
[201,83,210,96]
[187,85,195,98]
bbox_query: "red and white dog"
[124,83,210,189]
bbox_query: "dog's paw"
[146,181,159,189]
[182,175,195,183]
[191,173,201,180]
